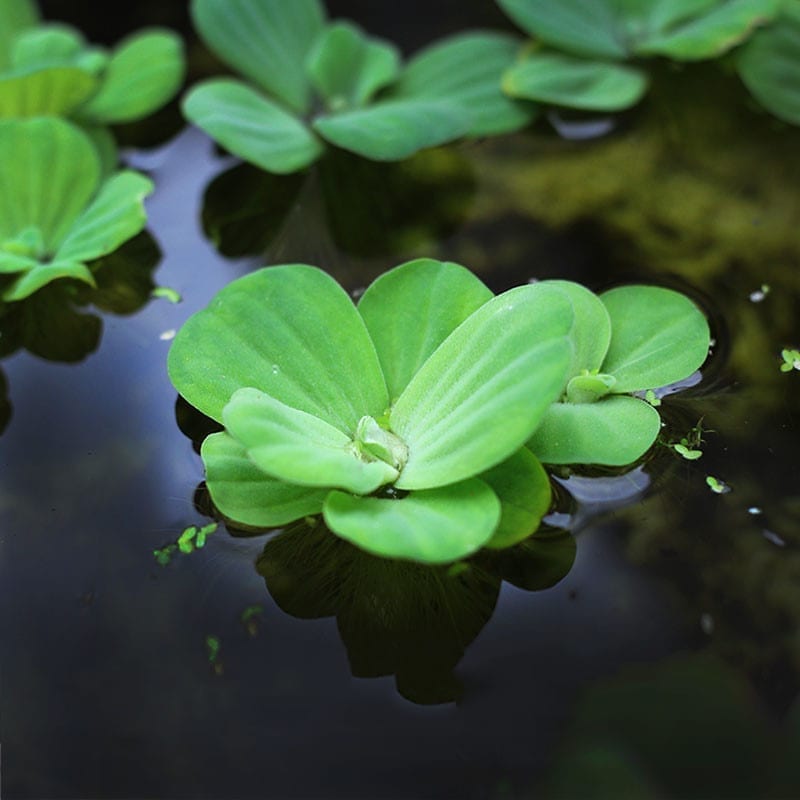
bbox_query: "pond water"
[2,3,800,799]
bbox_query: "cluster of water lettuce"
[496,0,800,125]
[181,0,536,173]
[0,0,185,303]
[168,259,710,565]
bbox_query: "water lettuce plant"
[497,0,781,112]
[0,117,153,301]
[183,0,535,173]
[168,259,571,563]
[736,1,800,125]
[528,281,710,465]
[0,0,184,158]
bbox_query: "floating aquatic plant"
[497,0,781,112]
[528,281,711,466]
[182,0,534,173]
[737,1,800,125]
[0,0,184,163]
[0,117,153,301]
[168,259,570,563]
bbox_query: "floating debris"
[706,475,731,494]
[761,529,787,548]
[241,605,264,637]
[700,613,714,635]
[747,507,762,515]
[152,286,182,304]
[159,328,177,341]
[748,284,770,302]
[206,635,223,675]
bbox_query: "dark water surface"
[3,3,800,799]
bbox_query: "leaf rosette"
[0,1,184,131]
[528,280,711,465]
[168,259,573,563]
[497,0,781,112]
[0,117,153,301]
[182,0,536,173]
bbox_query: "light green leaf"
[78,30,185,123]
[600,285,710,392]
[528,395,661,466]
[202,431,326,528]
[55,171,153,263]
[10,25,88,70]
[503,51,648,112]
[481,447,551,549]
[2,259,95,302]
[313,98,472,161]
[357,258,493,401]
[223,387,397,493]
[543,279,611,374]
[390,284,573,490]
[635,0,781,59]
[392,31,536,136]
[0,0,39,70]
[183,79,324,174]
[0,252,37,273]
[306,21,400,110]
[737,3,800,125]
[191,0,325,114]
[497,0,629,59]
[0,118,100,252]
[168,265,388,430]
[323,478,501,564]
[0,67,98,117]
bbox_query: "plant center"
[353,415,409,471]
[565,370,616,403]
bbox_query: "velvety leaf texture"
[323,478,501,563]
[202,431,327,528]
[390,284,573,490]
[357,259,493,401]
[167,265,388,430]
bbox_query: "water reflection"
[251,517,574,705]
[0,232,159,362]
[201,146,476,260]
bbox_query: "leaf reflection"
[254,516,574,704]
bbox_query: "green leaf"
[190,0,325,114]
[0,252,37,273]
[497,0,778,61]
[306,21,400,110]
[55,171,153,263]
[168,265,388,430]
[202,431,327,527]
[0,67,98,117]
[0,118,100,252]
[77,30,185,123]
[543,279,611,374]
[10,25,88,71]
[357,258,493,401]
[481,447,551,549]
[390,284,573,490]
[503,52,648,111]
[2,259,95,302]
[600,285,710,392]
[635,0,781,60]
[323,478,501,563]
[392,31,536,136]
[528,395,661,466]
[0,0,39,70]
[497,0,630,59]
[737,3,800,125]
[222,387,398,493]
[182,79,324,174]
[313,98,472,161]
